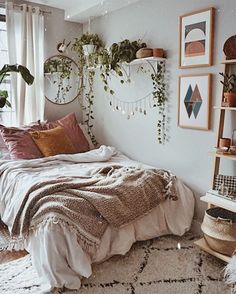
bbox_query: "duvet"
[0,146,195,292]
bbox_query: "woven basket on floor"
[201,207,236,256]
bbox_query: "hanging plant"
[83,69,98,146]
[151,61,167,144]
[72,33,103,146]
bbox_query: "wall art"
[179,7,214,68]
[178,74,211,130]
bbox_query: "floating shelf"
[87,56,166,70]
[194,238,231,263]
[201,192,236,213]
[221,59,236,65]
[127,56,166,65]
[213,106,236,110]
[214,152,236,161]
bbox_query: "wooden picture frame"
[178,74,212,130]
[179,7,214,68]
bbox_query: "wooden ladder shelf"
[195,59,236,263]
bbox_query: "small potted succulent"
[219,72,236,107]
[72,32,103,56]
[0,64,34,108]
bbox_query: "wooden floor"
[0,250,28,265]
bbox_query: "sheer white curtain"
[6,2,45,125]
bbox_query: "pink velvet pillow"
[44,113,89,153]
[0,123,43,160]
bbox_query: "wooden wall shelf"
[214,106,236,110]
[201,193,236,213]
[221,59,236,65]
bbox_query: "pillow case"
[79,123,95,150]
[43,113,89,153]
[0,134,10,159]
[30,126,76,157]
[0,122,43,160]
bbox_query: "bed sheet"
[18,148,195,292]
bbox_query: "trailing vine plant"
[44,57,73,104]
[150,61,167,144]
[99,39,146,95]
[72,33,103,146]
[83,69,98,146]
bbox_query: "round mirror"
[44,55,81,105]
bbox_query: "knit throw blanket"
[1,165,177,253]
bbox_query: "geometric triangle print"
[184,85,193,118]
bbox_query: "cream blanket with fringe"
[0,146,177,253]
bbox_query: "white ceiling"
[28,0,140,23]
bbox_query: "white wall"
[86,0,236,222]
[42,5,83,122]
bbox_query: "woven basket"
[201,207,236,256]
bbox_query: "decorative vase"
[82,44,97,56]
[224,92,236,107]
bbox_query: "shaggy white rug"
[0,234,231,294]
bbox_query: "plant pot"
[82,44,97,56]
[219,137,231,149]
[153,48,164,58]
[224,92,236,107]
[136,48,153,59]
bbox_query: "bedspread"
[0,145,195,292]
[0,146,177,253]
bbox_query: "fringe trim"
[29,215,100,255]
[1,215,100,255]
[0,237,26,251]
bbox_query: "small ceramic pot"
[224,92,236,107]
[219,137,231,149]
[153,48,164,58]
[82,44,97,56]
[136,48,153,59]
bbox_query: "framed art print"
[178,74,211,130]
[179,7,214,68]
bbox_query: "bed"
[0,145,195,293]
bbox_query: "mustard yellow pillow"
[30,126,76,157]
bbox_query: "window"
[0,8,15,125]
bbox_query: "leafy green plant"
[219,72,236,92]
[151,62,167,144]
[0,64,34,108]
[72,33,103,59]
[44,57,73,104]
[99,39,147,94]
[72,33,104,146]
[83,69,98,147]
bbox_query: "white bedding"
[0,146,195,292]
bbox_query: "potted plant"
[72,32,103,56]
[99,39,147,94]
[219,72,236,107]
[0,64,34,108]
